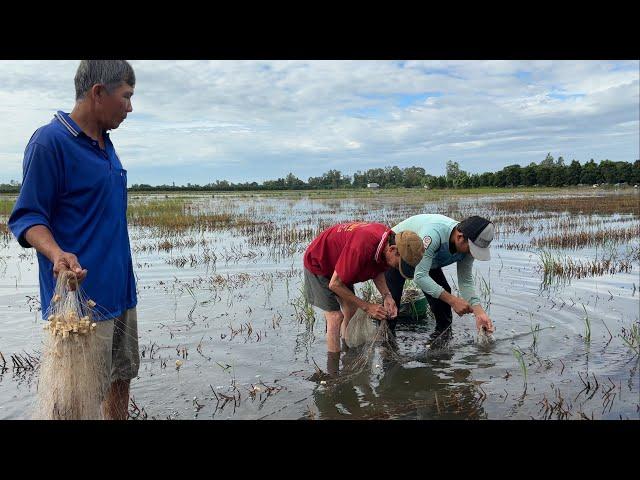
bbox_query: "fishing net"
[33,271,110,420]
[343,317,405,377]
[476,327,495,347]
[329,286,497,385]
[344,308,377,348]
[338,287,427,379]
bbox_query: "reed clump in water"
[581,304,592,343]
[538,250,634,286]
[0,198,14,244]
[489,193,639,217]
[0,198,15,216]
[33,271,109,420]
[127,198,255,234]
[0,222,10,244]
[291,286,316,327]
[532,225,640,249]
[133,237,207,253]
[512,347,527,393]
[620,322,640,354]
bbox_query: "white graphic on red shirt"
[423,235,432,249]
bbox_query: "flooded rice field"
[1,188,638,420]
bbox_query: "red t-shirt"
[303,222,391,286]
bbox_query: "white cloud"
[0,59,637,184]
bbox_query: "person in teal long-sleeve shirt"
[386,214,495,340]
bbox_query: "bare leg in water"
[337,297,358,347]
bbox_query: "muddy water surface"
[0,190,638,420]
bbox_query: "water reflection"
[311,327,492,420]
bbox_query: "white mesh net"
[344,308,377,348]
[33,271,109,420]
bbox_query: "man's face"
[453,230,470,254]
[384,244,401,268]
[99,82,134,130]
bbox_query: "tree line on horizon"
[1,155,639,193]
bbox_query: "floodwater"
[0,190,638,420]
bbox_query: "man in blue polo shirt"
[9,60,138,420]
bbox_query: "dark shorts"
[303,268,354,312]
[94,307,140,383]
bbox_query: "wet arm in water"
[328,272,387,320]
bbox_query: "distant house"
[367,183,380,189]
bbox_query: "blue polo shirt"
[8,111,137,320]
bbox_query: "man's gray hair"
[74,60,136,101]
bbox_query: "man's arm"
[24,225,87,281]
[9,143,62,247]
[25,225,63,263]
[438,290,473,316]
[372,271,397,318]
[413,243,473,316]
[456,254,482,306]
[328,272,387,320]
[471,304,494,332]
[457,254,493,332]
[8,142,87,283]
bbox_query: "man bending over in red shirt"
[303,222,423,353]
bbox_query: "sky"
[0,60,638,186]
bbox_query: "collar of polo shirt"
[54,111,111,143]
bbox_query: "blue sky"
[0,60,638,185]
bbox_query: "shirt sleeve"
[8,142,62,248]
[413,231,445,299]
[457,253,481,306]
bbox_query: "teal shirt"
[392,214,481,305]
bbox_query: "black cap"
[456,216,494,261]
[456,216,490,240]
